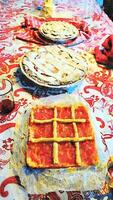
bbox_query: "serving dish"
[27,103,99,168]
[20,45,97,89]
[10,94,108,194]
[39,21,79,43]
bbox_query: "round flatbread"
[20,45,89,88]
[39,21,79,43]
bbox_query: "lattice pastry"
[21,45,88,87]
[39,21,79,42]
[26,103,99,168]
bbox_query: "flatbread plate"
[39,21,79,43]
[20,45,95,88]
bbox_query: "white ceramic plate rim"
[20,47,88,89]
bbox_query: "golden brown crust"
[20,45,87,87]
[39,21,79,42]
[26,104,99,168]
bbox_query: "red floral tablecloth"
[0,0,113,199]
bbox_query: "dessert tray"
[20,45,98,88]
[27,103,98,168]
[39,21,79,43]
[10,94,109,194]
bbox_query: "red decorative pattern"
[85,71,112,96]
[0,159,10,170]
[67,191,83,200]
[14,88,30,97]
[28,193,61,200]
[96,117,105,128]
[2,138,14,151]
[0,123,15,134]
[0,0,113,199]
[109,104,113,116]
[0,176,20,197]
[0,148,9,169]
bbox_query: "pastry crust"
[20,45,88,87]
[26,104,99,168]
[39,21,79,42]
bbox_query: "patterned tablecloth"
[0,0,113,199]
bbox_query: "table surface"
[0,0,113,199]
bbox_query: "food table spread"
[0,0,113,199]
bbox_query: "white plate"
[39,21,79,43]
[20,45,96,88]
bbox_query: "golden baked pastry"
[26,104,99,168]
[20,45,88,87]
[39,21,79,42]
